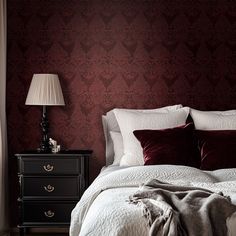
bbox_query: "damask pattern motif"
[7,0,236,225]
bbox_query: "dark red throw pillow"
[196,130,236,170]
[133,123,200,167]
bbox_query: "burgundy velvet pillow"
[133,123,200,167]
[195,130,236,170]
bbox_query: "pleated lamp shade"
[25,74,65,106]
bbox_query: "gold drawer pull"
[44,185,55,192]
[43,164,54,172]
[44,210,54,218]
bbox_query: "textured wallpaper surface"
[7,0,236,225]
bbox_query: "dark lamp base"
[37,144,51,153]
[39,106,51,153]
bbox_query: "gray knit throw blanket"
[129,179,236,236]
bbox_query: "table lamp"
[25,74,65,152]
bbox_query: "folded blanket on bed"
[129,179,236,236]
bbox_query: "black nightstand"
[15,150,92,236]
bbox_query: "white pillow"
[190,108,236,130]
[110,131,124,165]
[106,104,183,133]
[114,107,189,166]
[102,104,183,165]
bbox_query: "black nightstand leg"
[19,227,25,236]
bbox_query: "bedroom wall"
[7,0,236,226]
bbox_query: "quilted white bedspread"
[70,165,236,236]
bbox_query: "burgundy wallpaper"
[7,0,236,226]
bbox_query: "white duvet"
[70,165,236,236]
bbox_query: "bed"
[70,105,236,236]
[70,165,236,236]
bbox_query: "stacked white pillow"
[114,107,190,166]
[102,105,184,166]
[190,109,236,130]
[109,131,124,165]
[103,106,236,166]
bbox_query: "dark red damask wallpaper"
[7,0,236,226]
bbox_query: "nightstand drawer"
[21,158,80,175]
[23,201,76,224]
[23,177,80,197]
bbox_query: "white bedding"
[70,165,236,236]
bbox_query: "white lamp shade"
[25,74,65,106]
